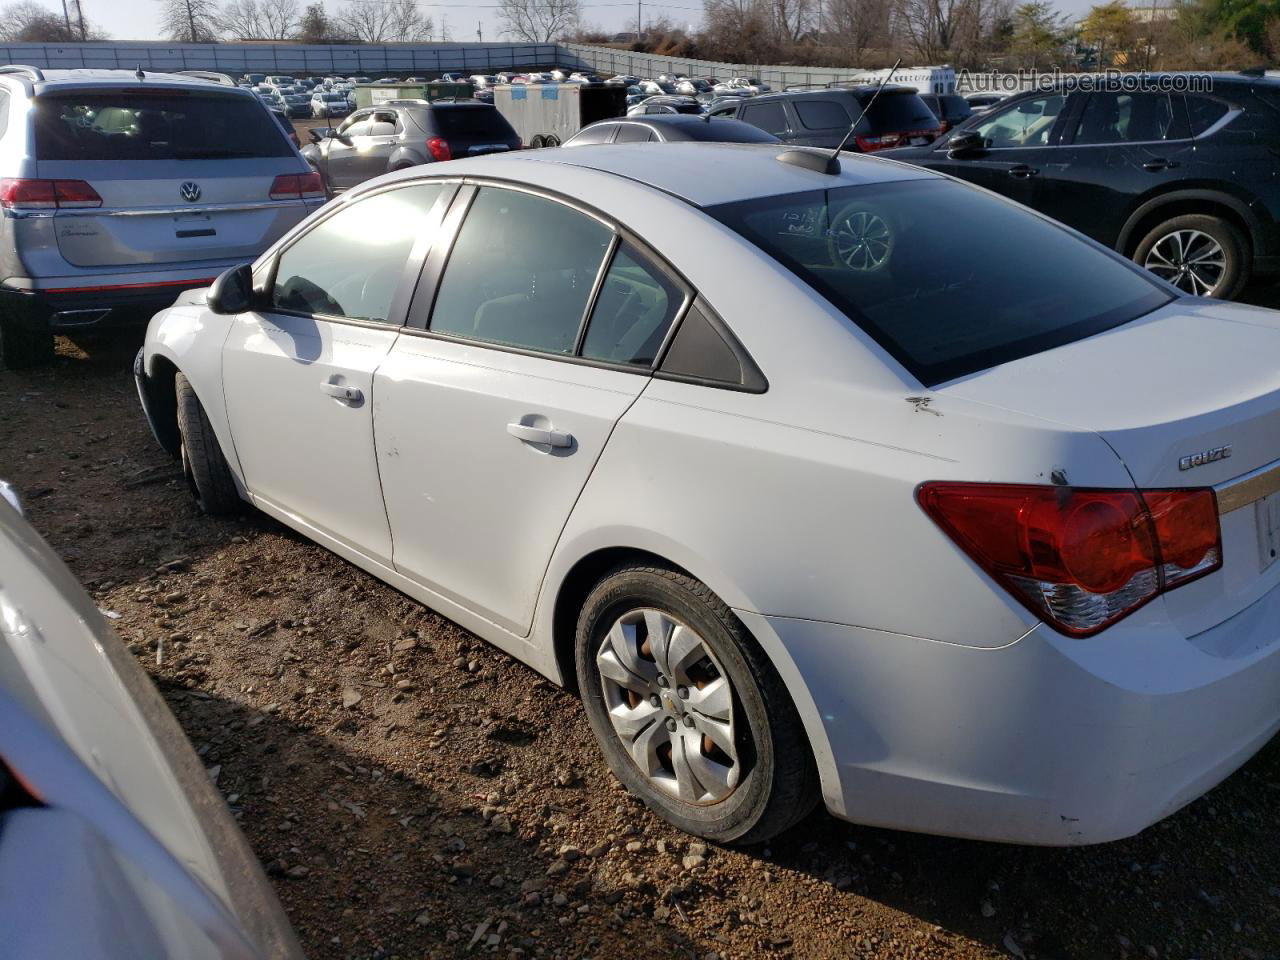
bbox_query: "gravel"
[3,335,1279,959]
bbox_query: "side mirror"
[947,130,986,157]
[308,127,326,143]
[206,263,255,315]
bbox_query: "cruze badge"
[1179,444,1232,471]
[179,181,201,202]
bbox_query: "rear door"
[33,87,311,269]
[738,99,792,142]
[374,184,688,634]
[222,180,454,564]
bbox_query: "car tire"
[0,306,53,370]
[530,134,546,148]
[1132,213,1249,299]
[175,373,241,515]
[575,563,819,845]
[544,135,561,148]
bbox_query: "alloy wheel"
[832,210,892,271]
[595,608,741,804]
[1143,229,1226,296]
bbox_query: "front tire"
[175,373,241,515]
[1133,213,1248,299]
[575,563,818,844]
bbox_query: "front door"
[222,181,451,564]
[375,185,689,634]
[323,111,372,191]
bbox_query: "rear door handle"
[1007,164,1039,178]
[320,381,363,405]
[507,422,572,448]
[1143,158,1180,171]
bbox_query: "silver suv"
[0,65,324,368]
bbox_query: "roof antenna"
[135,64,146,81]
[775,58,902,176]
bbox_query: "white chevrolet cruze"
[136,143,1280,846]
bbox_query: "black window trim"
[258,178,459,329]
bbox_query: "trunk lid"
[941,298,1280,635]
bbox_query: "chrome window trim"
[1216,457,1280,514]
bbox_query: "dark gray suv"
[301,99,521,194]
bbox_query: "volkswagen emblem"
[179,181,201,202]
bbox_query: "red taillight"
[427,136,452,162]
[269,172,325,200]
[917,483,1222,636]
[0,178,101,209]
[854,133,900,152]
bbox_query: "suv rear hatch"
[942,299,1280,636]
[33,87,311,269]
[854,88,941,151]
[422,103,520,157]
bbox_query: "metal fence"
[0,41,559,74]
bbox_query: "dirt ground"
[3,328,1280,960]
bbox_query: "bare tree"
[156,0,221,41]
[825,0,893,59]
[893,0,972,61]
[337,0,432,42]
[497,0,581,42]
[260,0,300,37]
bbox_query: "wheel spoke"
[609,698,662,741]
[686,675,731,722]
[683,736,737,797]
[669,735,706,802]
[642,609,675,676]
[628,713,669,778]
[665,624,705,685]
[605,620,657,686]
[691,708,736,758]
[596,643,650,696]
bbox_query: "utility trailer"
[493,83,626,147]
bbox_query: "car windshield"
[705,179,1170,385]
[34,91,293,161]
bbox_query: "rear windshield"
[706,179,1170,385]
[937,95,972,118]
[429,105,516,140]
[863,91,939,131]
[35,91,292,160]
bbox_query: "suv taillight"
[0,178,102,210]
[917,483,1222,636]
[854,133,901,152]
[427,136,452,162]
[269,172,325,200]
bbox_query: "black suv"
[301,99,520,193]
[887,74,1280,298]
[709,85,941,153]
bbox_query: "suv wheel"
[575,564,819,844]
[0,307,53,369]
[175,373,241,515]
[1134,214,1248,299]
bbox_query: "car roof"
[379,141,938,208]
[0,67,261,96]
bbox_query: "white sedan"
[135,144,1280,846]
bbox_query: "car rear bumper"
[743,584,1280,845]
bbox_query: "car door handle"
[1143,158,1180,171]
[320,381,363,405]
[1007,164,1039,178]
[507,422,572,448]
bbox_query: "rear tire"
[530,134,546,148]
[544,135,561,148]
[175,373,242,515]
[0,307,53,370]
[575,563,819,845]
[1133,213,1248,299]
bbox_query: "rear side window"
[272,184,447,322]
[795,99,851,130]
[615,124,654,142]
[34,92,292,160]
[430,106,517,141]
[1185,95,1229,136]
[706,179,1169,386]
[864,92,937,131]
[581,243,684,365]
[430,187,613,354]
[1073,92,1189,143]
[741,100,788,135]
[571,123,615,144]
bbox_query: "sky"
[87,0,1098,48]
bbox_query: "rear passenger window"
[1073,92,1188,143]
[430,188,613,354]
[795,99,851,130]
[1185,96,1229,136]
[614,124,654,142]
[572,124,615,144]
[581,243,684,365]
[272,183,447,322]
[741,101,788,135]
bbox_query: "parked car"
[565,114,782,145]
[138,141,1280,849]
[311,91,352,118]
[470,74,498,89]
[675,77,715,99]
[918,92,973,133]
[280,92,311,118]
[569,72,603,84]
[638,79,676,96]
[301,101,520,193]
[627,95,703,116]
[711,85,940,152]
[0,491,304,959]
[886,74,1280,298]
[726,76,772,94]
[607,74,641,86]
[0,66,323,369]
